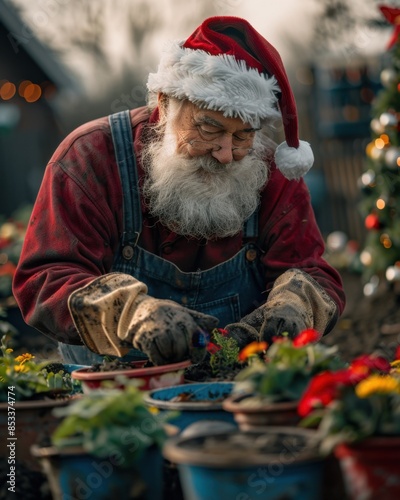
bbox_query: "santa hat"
[147,16,313,180]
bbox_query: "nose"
[211,135,233,164]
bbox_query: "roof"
[0,0,82,95]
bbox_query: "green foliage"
[234,339,344,403]
[0,335,79,401]
[209,329,240,376]
[52,382,171,466]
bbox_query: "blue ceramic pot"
[163,427,324,500]
[31,444,163,500]
[62,364,88,373]
[143,382,236,430]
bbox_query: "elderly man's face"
[172,102,258,164]
[141,98,269,240]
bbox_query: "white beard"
[142,128,269,240]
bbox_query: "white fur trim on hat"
[275,140,314,180]
[147,41,281,128]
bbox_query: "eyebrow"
[196,115,260,133]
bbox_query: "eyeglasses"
[188,140,254,158]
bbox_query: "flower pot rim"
[144,381,234,411]
[222,392,299,413]
[30,443,85,458]
[0,395,77,410]
[71,359,191,381]
[335,435,400,454]
[163,426,322,468]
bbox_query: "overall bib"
[59,110,266,365]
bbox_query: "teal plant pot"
[31,444,163,500]
[62,364,88,373]
[143,382,236,430]
[163,427,324,500]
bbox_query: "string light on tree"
[380,67,397,87]
[379,111,397,129]
[384,146,400,169]
[386,262,400,281]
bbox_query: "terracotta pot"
[163,426,325,500]
[222,392,300,430]
[0,397,75,471]
[335,437,400,500]
[71,359,191,392]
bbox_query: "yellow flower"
[14,353,35,364]
[13,364,29,373]
[355,374,400,398]
[390,360,400,368]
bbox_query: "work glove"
[225,269,337,345]
[223,322,260,350]
[68,273,218,365]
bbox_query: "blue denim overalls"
[59,110,266,364]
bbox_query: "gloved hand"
[68,273,218,365]
[223,321,260,350]
[226,269,338,345]
[245,303,308,343]
[126,296,218,365]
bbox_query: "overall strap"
[243,210,259,238]
[108,110,142,260]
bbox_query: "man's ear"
[157,93,168,119]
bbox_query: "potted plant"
[222,328,345,429]
[31,380,173,500]
[184,328,243,382]
[71,356,191,392]
[0,334,82,470]
[163,425,325,500]
[298,350,400,500]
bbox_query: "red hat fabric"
[147,16,314,179]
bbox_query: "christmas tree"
[358,4,400,296]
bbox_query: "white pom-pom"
[274,140,314,180]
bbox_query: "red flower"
[395,346,400,361]
[271,336,287,344]
[292,328,322,347]
[206,342,221,355]
[298,369,356,417]
[349,354,391,377]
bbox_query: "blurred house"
[300,56,383,243]
[0,0,82,218]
